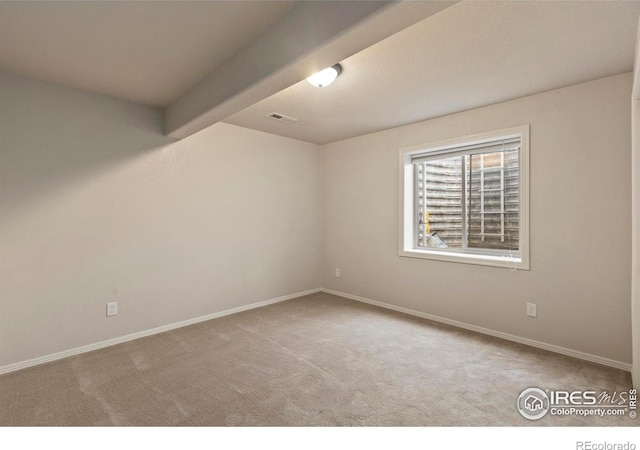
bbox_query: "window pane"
[466,149,519,251]
[403,127,528,268]
[416,156,463,249]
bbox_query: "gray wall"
[322,73,633,364]
[0,72,322,367]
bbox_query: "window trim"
[399,125,530,270]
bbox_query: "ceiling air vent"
[266,112,298,124]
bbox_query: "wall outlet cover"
[107,302,118,317]
[526,302,537,318]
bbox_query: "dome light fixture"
[306,64,342,88]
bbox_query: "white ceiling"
[0,1,638,145]
[0,1,295,107]
[225,1,640,144]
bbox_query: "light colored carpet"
[0,292,634,426]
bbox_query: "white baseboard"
[321,288,632,372]
[0,288,321,375]
[2,287,630,375]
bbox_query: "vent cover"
[266,112,298,124]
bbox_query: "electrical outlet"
[106,302,118,317]
[335,268,341,278]
[526,302,537,318]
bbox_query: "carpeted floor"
[0,292,635,426]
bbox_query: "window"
[399,126,529,269]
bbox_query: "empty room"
[1,0,640,443]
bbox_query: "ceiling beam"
[164,0,455,140]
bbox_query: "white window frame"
[399,125,530,270]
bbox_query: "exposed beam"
[164,0,455,139]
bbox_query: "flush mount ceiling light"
[306,63,342,88]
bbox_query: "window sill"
[399,248,529,270]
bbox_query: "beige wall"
[1,70,633,369]
[322,73,633,364]
[0,72,322,367]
